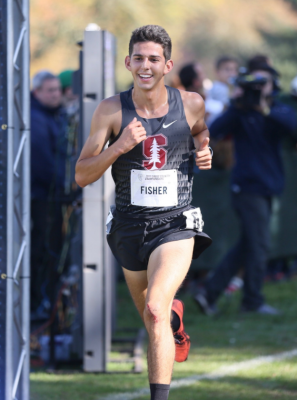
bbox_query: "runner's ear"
[164,59,174,75]
[125,55,131,71]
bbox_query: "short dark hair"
[215,56,238,70]
[248,54,279,77]
[129,25,172,61]
[179,64,198,90]
[247,54,270,72]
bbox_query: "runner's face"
[125,42,173,90]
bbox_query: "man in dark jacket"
[195,63,297,315]
[269,76,297,274]
[30,70,68,316]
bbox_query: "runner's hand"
[117,117,147,154]
[195,137,212,170]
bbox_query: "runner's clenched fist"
[117,117,147,154]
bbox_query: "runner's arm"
[191,100,210,152]
[75,98,122,187]
[182,91,212,170]
[75,97,147,187]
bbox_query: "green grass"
[30,277,297,399]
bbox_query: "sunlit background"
[30,0,297,90]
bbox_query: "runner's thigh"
[146,238,194,304]
[123,268,148,320]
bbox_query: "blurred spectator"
[59,69,80,195]
[277,74,297,112]
[167,74,184,90]
[290,76,297,97]
[207,56,238,108]
[31,70,67,198]
[269,75,297,278]
[247,55,281,97]
[59,69,79,112]
[247,54,272,71]
[181,60,239,286]
[204,56,239,286]
[30,70,68,317]
[206,56,239,168]
[195,61,297,315]
[178,63,206,99]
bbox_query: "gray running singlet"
[109,86,195,214]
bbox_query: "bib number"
[183,208,204,232]
[131,169,178,207]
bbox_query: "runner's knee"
[143,301,167,325]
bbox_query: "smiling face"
[125,41,173,90]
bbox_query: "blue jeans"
[205,192,272,310]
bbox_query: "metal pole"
[6,0,15,397]
[6,0,30,397]
[21,0,30,395]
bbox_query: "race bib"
[131,169,178,207]
[183,208,204,232]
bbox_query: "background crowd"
[30,70,80,319]
[171,56,297,315]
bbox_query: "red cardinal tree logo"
[142,134,167,170]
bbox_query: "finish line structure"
[1,0,31,399]
[1,8,118,398]
[80,24,117,373]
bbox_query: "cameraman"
[195,61,297,315]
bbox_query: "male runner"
[75,25,212,400]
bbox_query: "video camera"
[232,67,268,108]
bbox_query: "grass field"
[30,276,297,399]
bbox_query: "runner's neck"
[132,85,168,119]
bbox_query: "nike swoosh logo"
[163,120,177,129]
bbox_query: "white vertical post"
[82,26,106,372]
[82,26,116,372]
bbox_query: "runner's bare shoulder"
[179,90,205,113]
[178,90,205,129]
[78,95,122,160]
[91,94,122,139]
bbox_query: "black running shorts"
[106,205,212,271]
